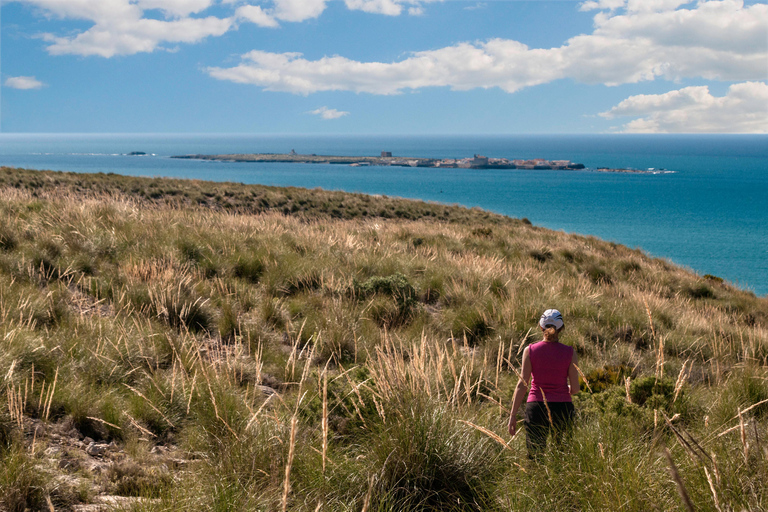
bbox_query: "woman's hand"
[508,417,517,437]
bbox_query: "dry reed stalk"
[703,466,722,512]
[495,340,503,392]
[732,397,768,417]
[624,376,632,404]
[663,447,695,512]
[186,370,197,415]
[244,393,276,431]
[662,411,703,463]
[86,416,122,430]
[281,414,298,512]
[44,367,59,421]
[282,367,312,512]
[361,474,374,512]
[673,359,690,403]
[125,413,157,438]
[643,298,656,342]
[753,420,761,460]
[738,407,749,463]
[37,381,46,413]
[124,383,175,428]
[459,419,512,451]
[655,336,666,382]
[539,388,553,426]
[572,363,592,393]
[322,369,329,474]
[518,328,533,355]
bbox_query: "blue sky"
[1,0,766,134]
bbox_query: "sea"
[0,133,766,297]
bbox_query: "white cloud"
[271,0,327,22]
[308,106,350,119]
[235,4,279,27]
[43,15,233,57]
[4,76,45,89]
[14,0,437,57]
[207,1,767,95]
[345,0,401,15]
[600,81,768,133]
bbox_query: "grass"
[0,166,766,511]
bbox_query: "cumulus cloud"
[308,106,350,119]
[16,0,232,57]
[207,0,767,94]
[13,0,440,56]
[235,4,279,27]
[600,81,768,133]
[4,76,45,89]
[43,16,233,57]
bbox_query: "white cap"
[539,309,564,330]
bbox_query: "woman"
[507,309,579,458]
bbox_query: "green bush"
[232,253,264,283]
[367,399,503,511]
[355,273,418,326]
[629,376,674,407]
[451,305,492,345]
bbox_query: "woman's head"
[539,309,564,341]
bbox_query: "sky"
[1,0,766,134]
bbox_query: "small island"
[172,151,587,170]
[171,151,676,174]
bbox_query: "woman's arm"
[569,350,580,395]
[508,346,532,437]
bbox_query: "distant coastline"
[170,152,673,174]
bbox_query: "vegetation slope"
[0,167,766,511]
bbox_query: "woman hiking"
[507,309,579,458]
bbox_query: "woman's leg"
[524,401,550,458]
[550,403,576,447]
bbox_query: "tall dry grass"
[0,169,765,510]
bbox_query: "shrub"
[529,248,552,263]
[367,400,502,511]
[148,282,212,333]
[108,460,172,498]
[489,277,509,299]
[684,282,715,299]
[355,273,418,326]
[583,365,632,393]
[585,264,612,285]
[451,305,492,345]
[0,226,17,252]
[629,376,674,407]
[0,448,48,512]
[232,253,264,283]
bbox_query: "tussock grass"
[0,167,766,510]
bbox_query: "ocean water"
[1,133,766,296]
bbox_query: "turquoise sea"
[1,133,766,296]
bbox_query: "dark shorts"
[524,401,575,457]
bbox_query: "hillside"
[0,167,766,511]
